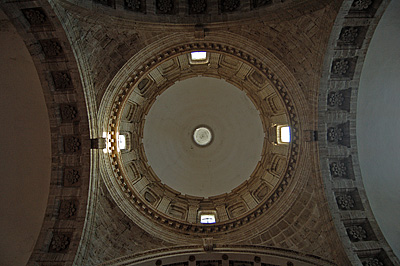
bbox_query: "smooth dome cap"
[142,77,265,197]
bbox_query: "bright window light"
[118,134,126,150]
[191,51,207,61]
[200,214,216,224]
[280,126,291,143]
[103,132,110,153]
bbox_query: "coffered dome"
[99,46,302,243]
[3,0,399,265]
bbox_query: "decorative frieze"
[357,249,394,266]
[347,225,367,241]
[327,121,350,147]
[330,161,347,177]
[332,59,349,75]
[345,220,376,242]
[338,27,367,48]
[348,0,381,17]
[337,194,355,210]
[327,88,351,111]
[352,0,373,11]
[49,233,71,252]
[220,0,240,12]
[189,0,207,14]
[59,200,78,219]
[318,0,398,264]
[60,104,78,122]
[156,0,174,14]
[64,136,81,153]
[327,127,344,142]
[335,189,363,210]
[330,58,357,79]
[51,71,73,91]
[330,156,354,179]
[340,27,359,43]
[361,258,383,266]
[2,3,90,266]
[39,39,64,59]
[22,8,48,26]
[63,168,81,186]
[124,0,145,12]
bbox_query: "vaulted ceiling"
[0,0,399,265]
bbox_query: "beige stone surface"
[1,0,398,265]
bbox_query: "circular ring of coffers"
[102,43,301,241]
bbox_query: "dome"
[1,0,399,265]
[99,48,298,241]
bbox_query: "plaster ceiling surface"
[357,0,400,258]
[0,9,51,266]
[143,77,264,197]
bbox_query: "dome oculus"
[193,126,212,146]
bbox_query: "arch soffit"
[318,0,400,265]
[1,1,91,265]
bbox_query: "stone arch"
[1,2,91,265]
[99,245,336,265]
[318,0,399,265]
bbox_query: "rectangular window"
[277,125,290,144]
[189,51,209,65]
[118,134,126,150]
[191,51,207,61]
[200,214,216,224]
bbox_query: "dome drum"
[100,43,302,243]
